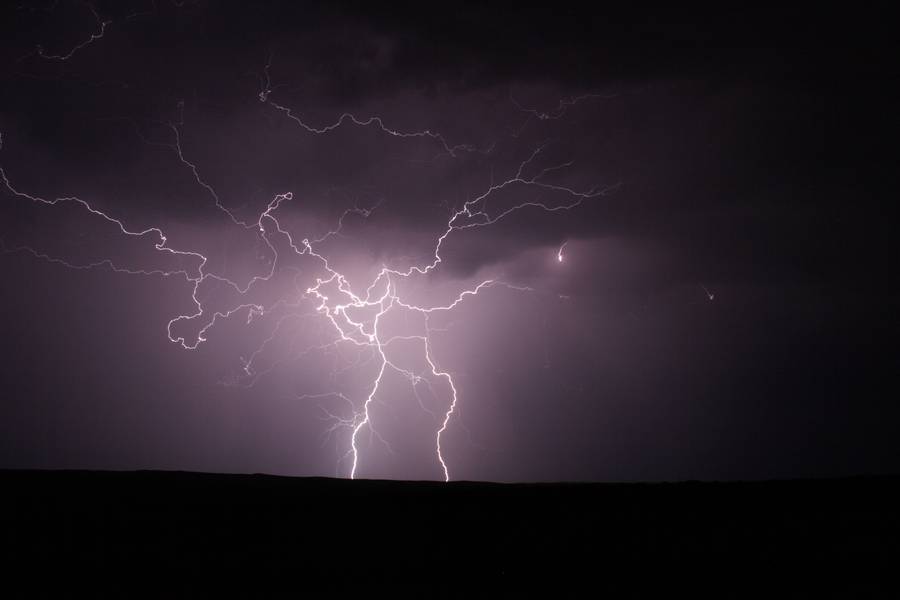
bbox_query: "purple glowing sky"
[0,2,896,481]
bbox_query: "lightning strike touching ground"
[0,38,617,481]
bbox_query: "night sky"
[1,1,896,482]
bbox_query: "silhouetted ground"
[1,470,897,597]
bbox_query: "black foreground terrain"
[1,470,897,597]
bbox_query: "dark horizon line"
[3,467,898,486]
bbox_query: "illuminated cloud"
[0,2,894,481]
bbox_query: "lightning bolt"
[0,54,618,480]
[32,4,112,62]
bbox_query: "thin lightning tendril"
[34,4,112,62]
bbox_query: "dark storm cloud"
[0,1,896,480]
[5,0,890,285]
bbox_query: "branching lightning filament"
[0,71,616,480]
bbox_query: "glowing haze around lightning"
[1,48,617,481]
